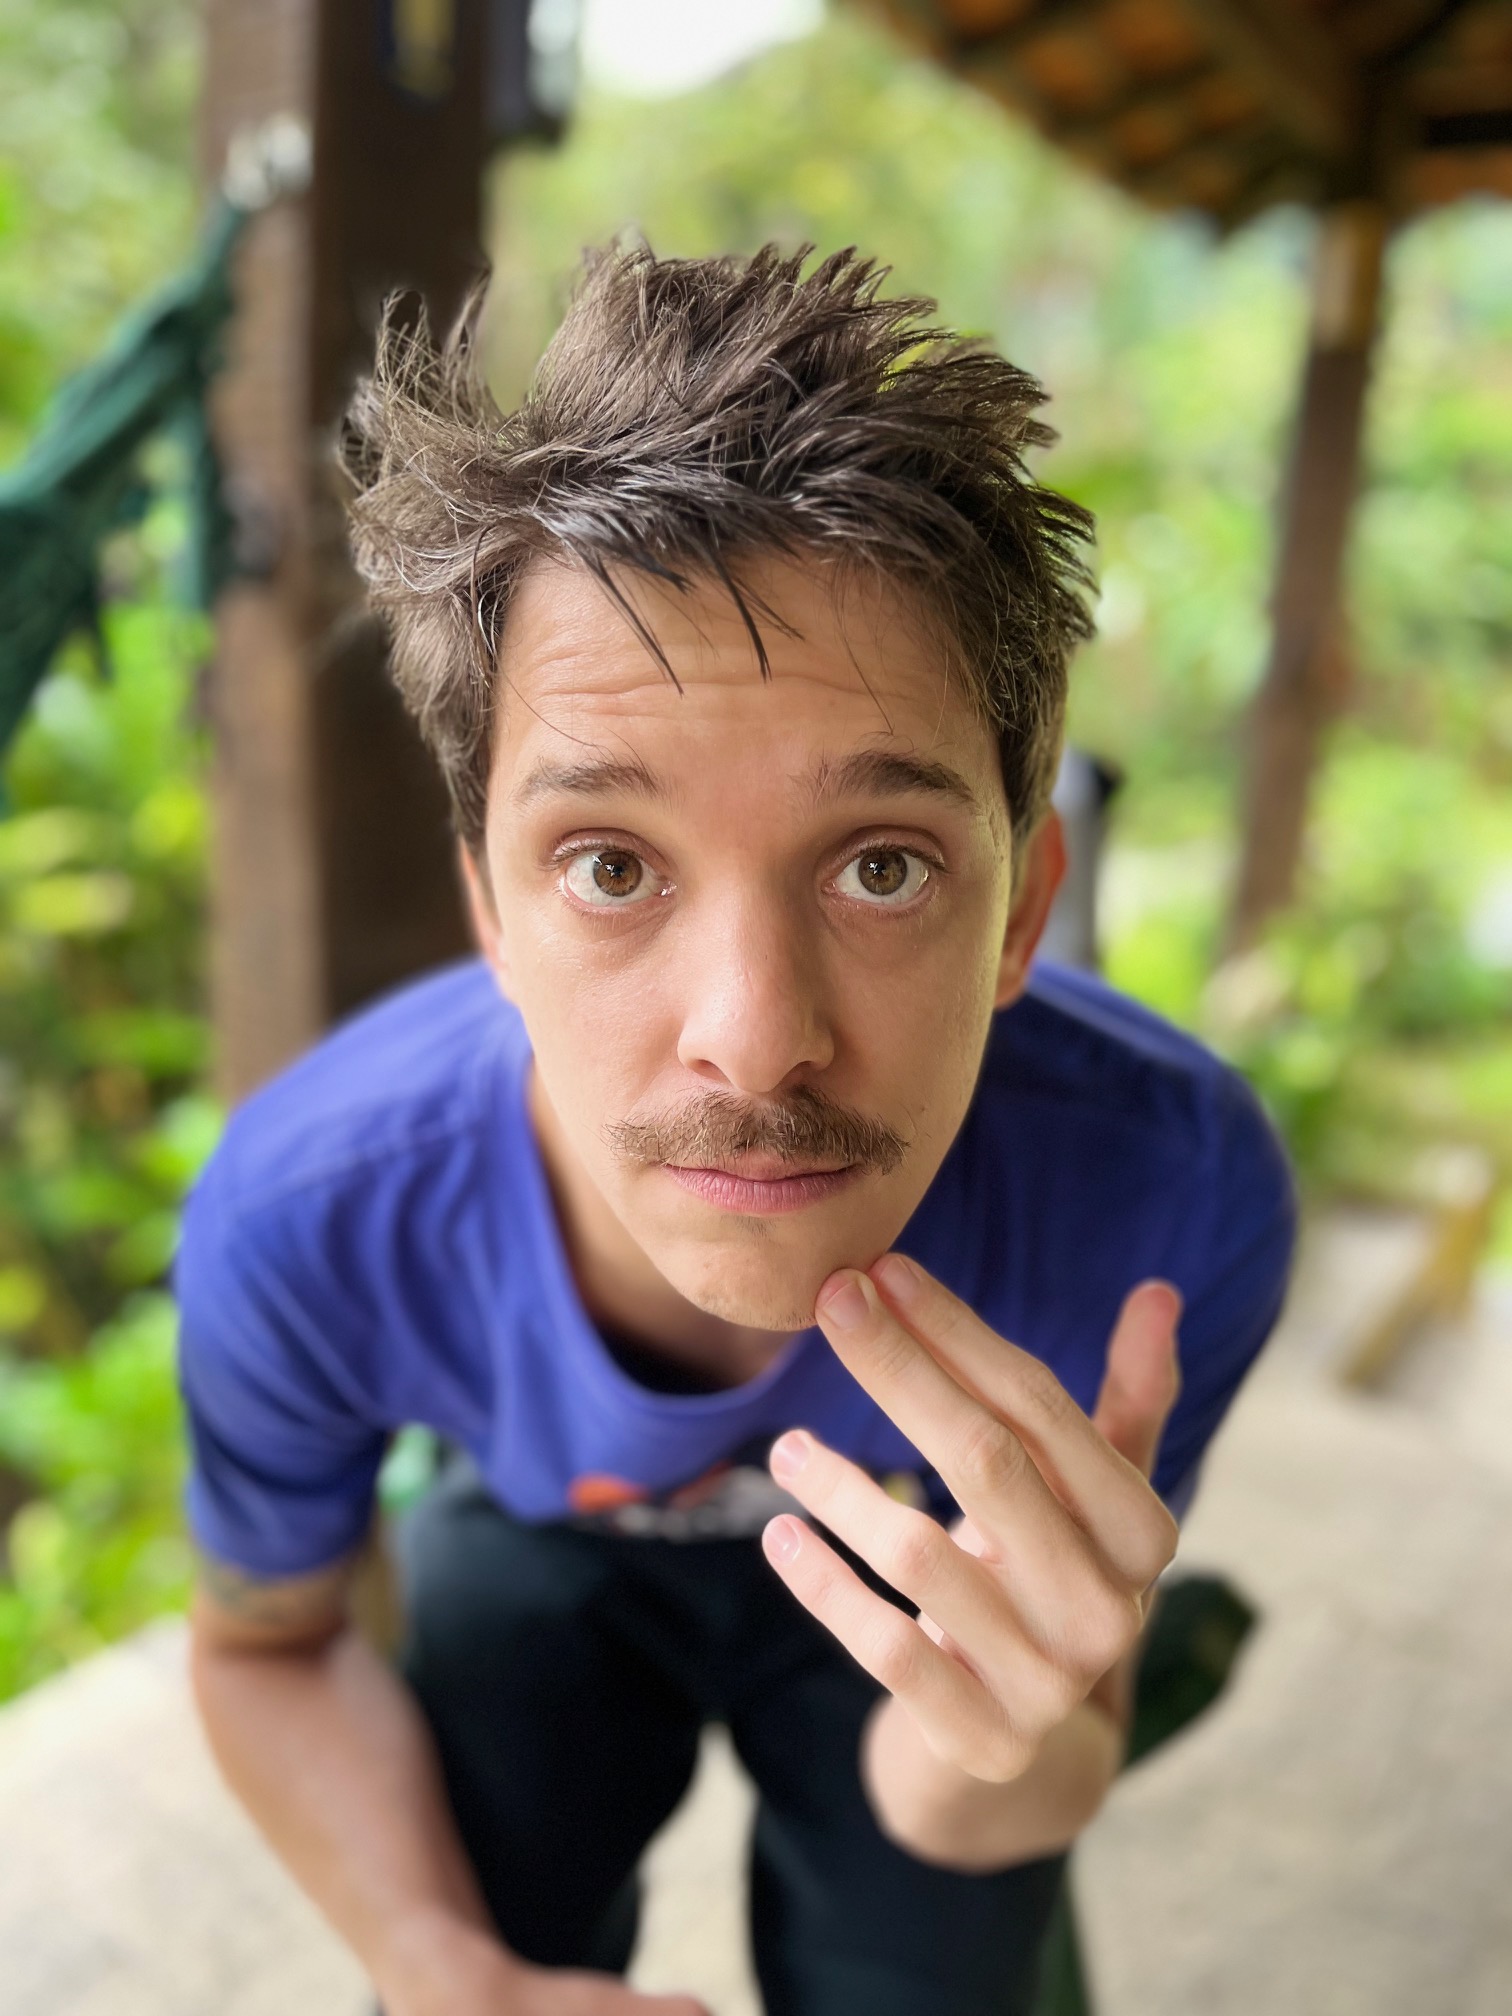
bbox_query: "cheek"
[508,934,669,1135]
[833,936,1002,1146]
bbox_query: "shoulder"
[198,958,522,1223]
[175,959,522,1452]
[949,961,1297,1355]
[981,959,1293,1217]
[176,958,524,1352]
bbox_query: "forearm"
[860,1690,1124,1871]
[190,1619,507,2005]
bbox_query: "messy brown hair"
[338,241,1097,857]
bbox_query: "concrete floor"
[1,1253,1508,2016]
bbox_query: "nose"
[675,884,835,1094]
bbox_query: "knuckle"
[1034,1656,1088,1728]
[982,1717,1033,1784]
[883,1513,945,1594]
[950,1700,1031,1784]
[800,1550,845,1614]
[1020,1353,1074,1426]
[1077,1587,1143,1675]
[869,1612,924,1693]
[1016,1630,1092,1727]
[952,1418,1026,1497]
[1130,1504,1181,1586]
[868,1322,919,1384]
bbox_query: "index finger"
[813,1269,1095,1583]
[861,1254,1178,1589]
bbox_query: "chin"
[684,1276,820,1334]
[653,1226,878,1335]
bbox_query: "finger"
[768,1430,1104,1706]
[1091,1280,1184,1480]
[760,1511,1028,1782]
[864,1253,1179,1589]
[814,1270,1099,1592]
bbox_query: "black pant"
[392,1454,1067,2015]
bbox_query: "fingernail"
[818,1272,872,1329]
[763,1515,803,1565]
[769,1430,809,1479]
[874,1252,919,1302]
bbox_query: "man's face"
[468,553,1061,1333]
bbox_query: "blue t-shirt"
[174,957,1296,1578]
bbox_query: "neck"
[525,1060,797,1388]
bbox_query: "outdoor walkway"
[1,1244,1508,2016]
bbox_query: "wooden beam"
[1181,0,1359,159]
[1215,148,1327,231]
[949,0,1106,58]
[952,1,1129,164]
[1053,60,1219,148]
[1423,107,1512,148]
[202,0,485,1100]
[1225,202,1390,955]
[1337,0,1481,70]
[1118,116,1276,202]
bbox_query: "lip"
[662,1162,862,1216]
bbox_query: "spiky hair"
[338,240,1097,854]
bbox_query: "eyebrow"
[510,747,982,817]
[510,753,670,812]
[805,749,980,815]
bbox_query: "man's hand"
[503,1970,708,2016]
[382,1916,709,2016]
[761,1256,1182,1788]
[511,1981,707,2016]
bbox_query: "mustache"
[603,1084,909,1174]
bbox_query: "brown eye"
[858,851,907,897]
[563,848,659,907]
[591,851,641,897]
[837,848,929,907]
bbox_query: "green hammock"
[0,197,246,769]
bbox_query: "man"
[176,243,1295,2016]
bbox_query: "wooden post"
[200,0,485,1101]
[1224,200,1389,955]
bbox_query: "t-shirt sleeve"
[173,1164,390,1579]
[1151,1071,1299,1524]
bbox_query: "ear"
[993,810,1067,1011]
[458,839,516,998]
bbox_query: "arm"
[189,1551,708,2016]
[188,1547,515,2014]
[175,1176,707,2012]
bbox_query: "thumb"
[1091,1279,1183,1480]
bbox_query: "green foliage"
[1104,728,1512,1222]
[0,0,198,459]
[0,538,218,1700]
[0,1292,191,1697]
[1,536,218,1353]
[1,0,206,1700]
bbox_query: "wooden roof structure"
[859,0,1512,229]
